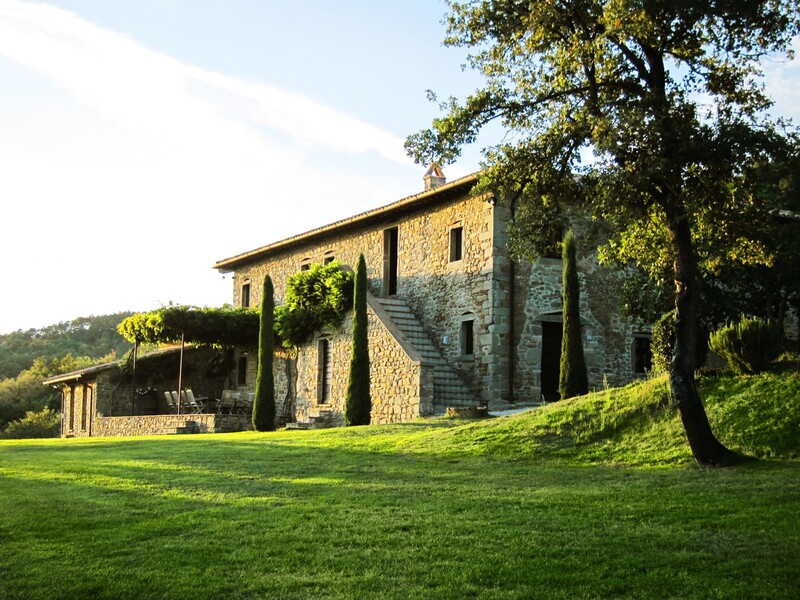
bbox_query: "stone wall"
[237,296,433,426]
[230,188,495,404]
[498,212,642,403]
[91,414,252,437]
[60,381,95,437]
[223,179,645,413]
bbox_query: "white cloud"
[0,0,419,333]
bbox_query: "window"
[460,318,475,356]
[241,282,251,308]
[323,253,335,265]
[449,226,464,262]
[237,356,248,386]
[633,336,653,374]
[383,227,399,296]
[300,258,311,271]
[317,339,331,404]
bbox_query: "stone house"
[213,170,651,427]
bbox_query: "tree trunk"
[666,205,740,466]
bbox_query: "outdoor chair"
[170,391,181,413]
[236,392,254,415]
[182,389,204,414]
[217,390,238,415]
[164,391,177,414]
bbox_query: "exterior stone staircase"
[374,297,478,413]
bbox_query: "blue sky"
[0,0,798,335]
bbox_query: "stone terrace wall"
[91,414,252,437]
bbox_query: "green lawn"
[1,372,798,599]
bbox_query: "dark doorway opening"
[383,227,398,296]
[540,321,562,402]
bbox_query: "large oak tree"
[406,0,799,465]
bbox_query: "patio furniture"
[164,391,177,414]
[236,392,254,415]
[217,390,238,415]
[183,389,204,414]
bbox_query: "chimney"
[423,163,446,191]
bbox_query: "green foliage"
[253,276,276,432]
[0,312,133,380]
[709,316,784,375]
[0,408,60,439]
[651,311,675,374]
[275,261,354,348]
[703,372,800,458]
[651,310,710,374]
[559,229,588,399]
[406,1,799,463]
[0,354,101,431]
[345,255,371,426]
[118,305,259,346]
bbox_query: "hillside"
[0,312,134,380]
[296,369,800,466]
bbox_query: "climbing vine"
[117,261,354,350]
[275,261,354,348]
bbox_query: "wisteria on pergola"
[118,306,260,414]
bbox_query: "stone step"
[375,296,479,410]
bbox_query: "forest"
[0,312,134,432]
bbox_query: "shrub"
[345,255,371,426]
[651,310,709,373]
[559,229,588,399]
[1,408,60,439]
[276,262,354,348]
[709,316,784,375]
[253,275,276,432]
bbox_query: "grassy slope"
[305,371,800,465]
[0,371,798,599]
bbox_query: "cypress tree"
[345,254,371,426]
[559,229,588,399]
[252,275,276,431]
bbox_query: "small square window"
[323,256,335,265]
[449,227,464,262]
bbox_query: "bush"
[276,262,354,348]
[709,315,784,375]
[1,408,60,439]
[253,275,276,432]
[651,310,709,373]
[559,229,588,399]
[345,255,371,426]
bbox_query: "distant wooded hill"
[0,313,135,381]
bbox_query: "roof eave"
[213,172,482,273]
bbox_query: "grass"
[0,372,798,599]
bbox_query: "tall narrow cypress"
[345,254,371,426]
[253,275,276,431]
[559,229,588,399]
